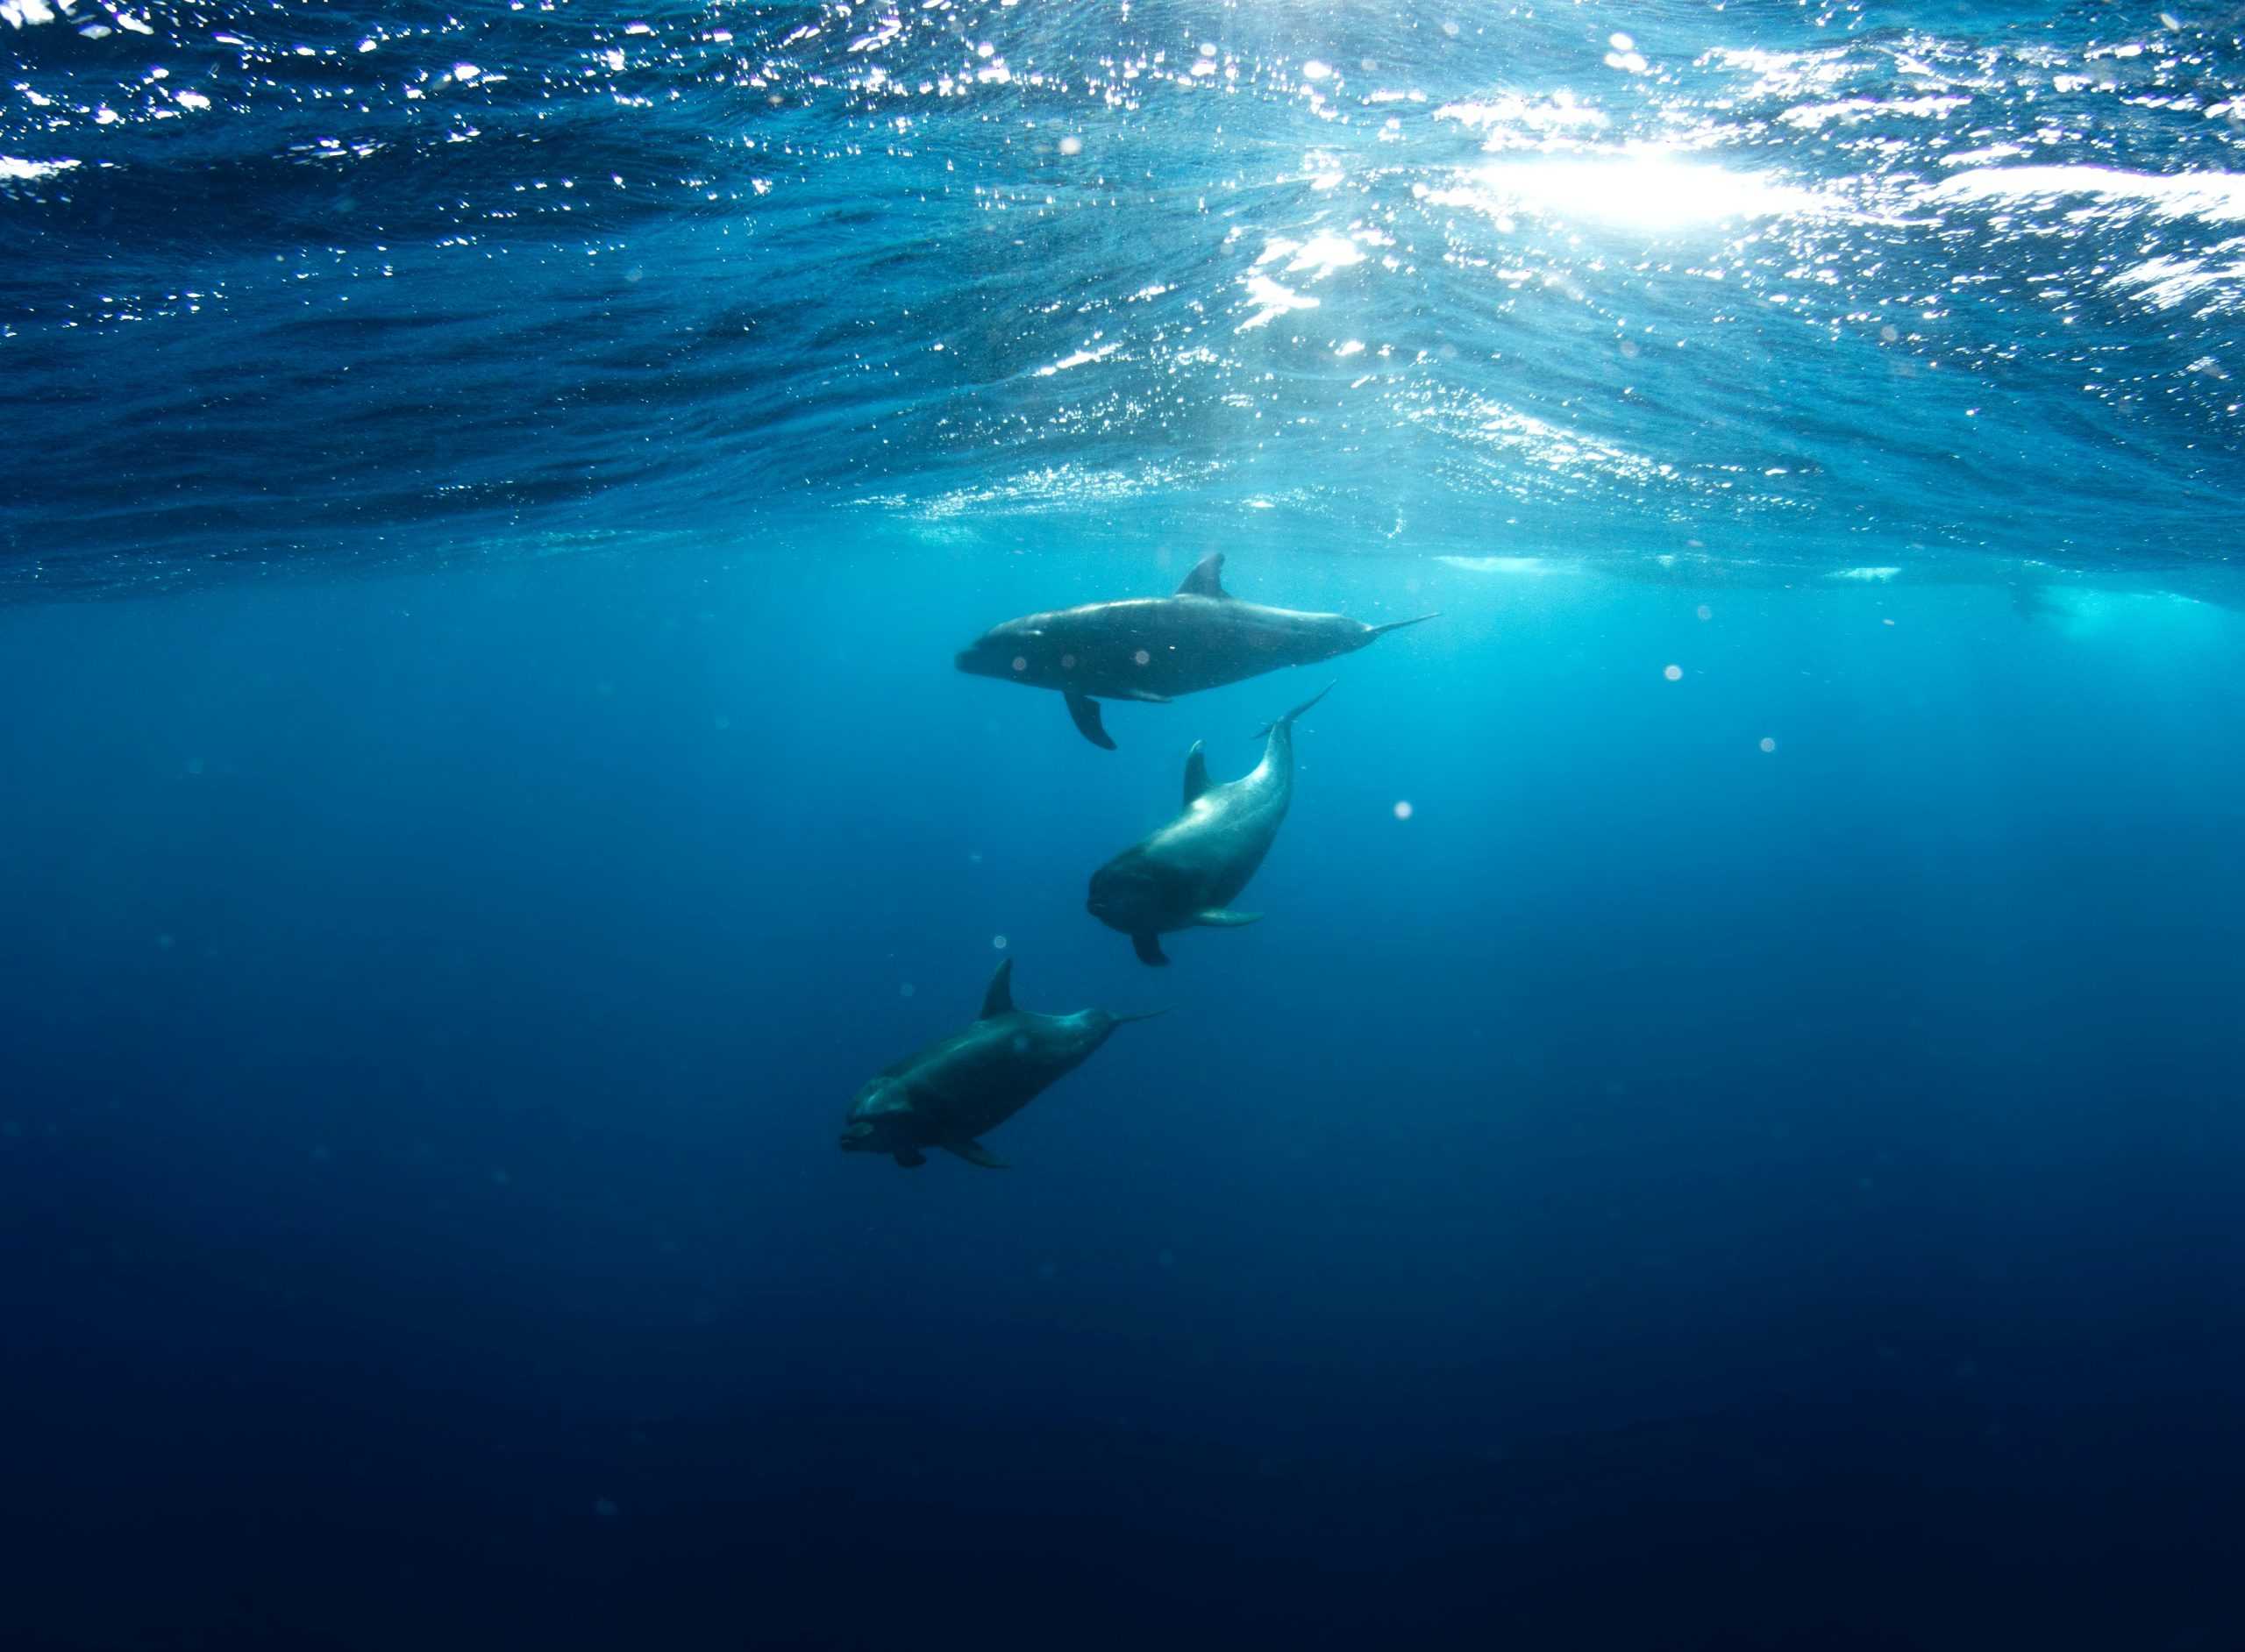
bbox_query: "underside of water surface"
[2,0,2241,591]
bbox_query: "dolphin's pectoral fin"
[943,1138,1012,1170]
[1174,551,1229,600]
[1182,741,1211,808]
[894,1148,928,1169]
[1194,908,1264,928]
[1131,933,1170,967]
[1065,691,1116,750]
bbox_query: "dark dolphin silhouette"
[837,959,1164,1169]
[956,552,1431,748]
[1086,684,1332,966]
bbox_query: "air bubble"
[1663,664,1683,681]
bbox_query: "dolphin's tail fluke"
[1252,680,1336,741]
[1370,612,1440,637]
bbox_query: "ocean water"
[5,3,2245,1648]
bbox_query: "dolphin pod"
[954,549,1432,748]
[1087,683,1333,966]
[844,556,1417,1170]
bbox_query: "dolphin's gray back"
[1044,595,1370,699]
[1212,717,1301,846]
[1122,716,1303,918]
[888,1009,1111,1143]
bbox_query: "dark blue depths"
[4,539,2244,1648]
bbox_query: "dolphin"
[955,552,1432,749]
[837,959,1163,1169]
[1086,683,1332,966]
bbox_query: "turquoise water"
[5,4,2245,1648]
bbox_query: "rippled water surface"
[4,1,2242,587]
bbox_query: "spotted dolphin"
[837,959,1163,1169]
[955,552,1431,748]
[1086,683,1333,966]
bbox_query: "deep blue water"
[7,4,2245,1648]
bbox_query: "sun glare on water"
[1432,146,1831,231]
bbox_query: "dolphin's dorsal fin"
[944,1138,1011,1170]
[980,958,1015,1019]
[1174,552,1229,599]
[1182,741,1212,807]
